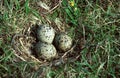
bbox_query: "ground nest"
[11,24,81,70]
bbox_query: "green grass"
[0,0,120,78]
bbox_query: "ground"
[0,0,120,78]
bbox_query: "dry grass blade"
[42,0,62,14]
[37,1,50,11]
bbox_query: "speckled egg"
[35,42,57,59]
[54,33,72,52]
[37,25,55,44]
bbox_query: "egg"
[35,42,57,59]
[54,33,72,52]
[37,25,55,44]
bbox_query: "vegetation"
[0,0,120,78]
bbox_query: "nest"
[11,24,81,70]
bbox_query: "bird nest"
[11,24,80,70]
